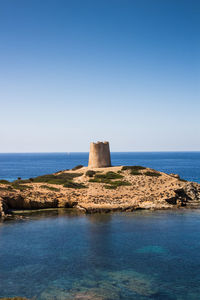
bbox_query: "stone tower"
[88,141,111,168]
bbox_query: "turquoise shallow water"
[1,209,200,299]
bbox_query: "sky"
[0,0,199,152]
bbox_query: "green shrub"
[32,174,58,183]
[11,184,33,191]
[0,180,10,184]
[13,179,31,184]
[111,180,131,187]
[144,171,161,177]
[0,185,13,191]
[32,173,82,185]
[63,181,86,189]
[0,186,10,191]
[89,171,124,185]
[72,165,83,171]
[104,185,117,189]
[11,172,84,189]
[40,185,60,191]
[104,180,132,189]
[122,166,146,171]
[95,171,123,180]
[89,172,131,189]
[89,177,111,184]
[130,170,141,175]
[86,170,96,177]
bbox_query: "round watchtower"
[88,141,111,168]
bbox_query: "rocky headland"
[0,165,200,218]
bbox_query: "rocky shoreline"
[1,165,200,219]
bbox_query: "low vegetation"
[104,185,116,189]
[72,165,83,171]
[89,172,123,183]
[0,179,33,191]
[144,171,161,177]
[121,166,146,176]
[88,171,131,189]
[13,173,82,185]
[0,180,10,184]
[89,178,110,183]
[33,173,83,184]
[63,181,86,189]
[0,186,11,191]
[122,166,146,171]
[40,185,60,192]
[13,179,31,184]
[86,170,96,177]
[130,170,141,175]
[95,171,123,180]
[11,184,33,191]
[10,172,86,189]
[104,180,132,190]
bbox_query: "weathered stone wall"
[88,141,111,168]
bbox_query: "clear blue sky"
[0,0,199,152]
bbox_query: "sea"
[0,152,200,183]
[0,152,200,299]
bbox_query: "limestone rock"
[1,166,200,217]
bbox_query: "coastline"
[1,165,200,219]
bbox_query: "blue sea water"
[0,152,200,299]
[1,210,200,299]
[0,152,200,183]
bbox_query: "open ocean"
[0,152,200,183]
[0,152,200,299]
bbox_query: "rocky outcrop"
[183,182,200,207]
[0,166,200,218]
[165,182,200,208]
[0,190,77,212]
[0,197,5,217]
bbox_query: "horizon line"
[0,151,200,154]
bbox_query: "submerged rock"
[136,245,166,254]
